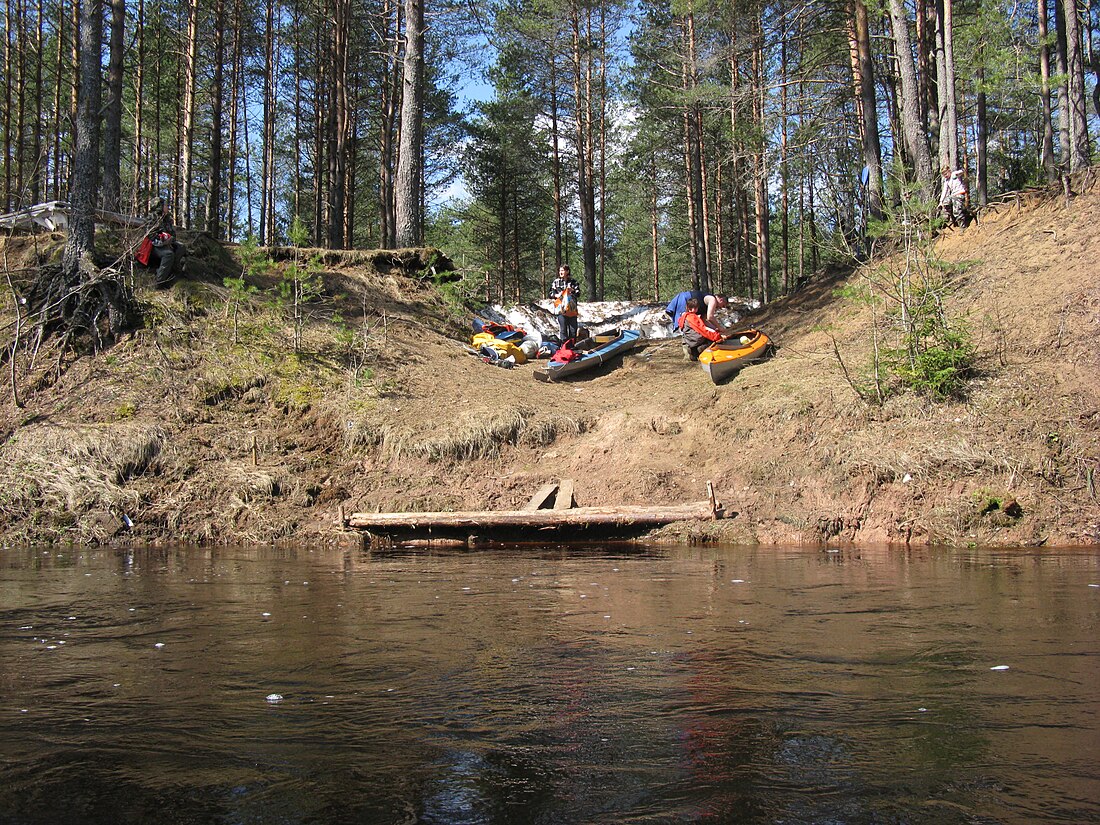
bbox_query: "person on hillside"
[549,264,581,343]
[665,290,729,332]
[679,296,728,360]
[939,166,970,228]
[145,198,186,288]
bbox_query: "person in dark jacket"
[147,199,185,288]
[549,264,580,342]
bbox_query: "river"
[1,544,1097,824]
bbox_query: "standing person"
[147,198,185,288]
[549,264,580,343]
[665,290,730,331]
[938,167,969,227]
[679,297,728,360]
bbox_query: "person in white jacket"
[938,167,970,227]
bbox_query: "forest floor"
[0,173,1097,549]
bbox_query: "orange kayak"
[698,329,773,384]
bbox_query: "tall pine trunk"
[207,0,226,238]
[261,0,276,243]
[1038,0,1057,181]
[101,0,125,212]
[394,0,424,247]
[378,0,399,248]
[3,0,12,210]
[752,26,769,302]
[1054,0,1071,170]
[571,2,597,297]
[887,0,935,196]
[937,0,959,169]
[328,0,351,248]
[63,0,104,277]
[1061,0,1090,170]
[853,0,884,221]
[180,0,199,228]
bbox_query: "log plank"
[347,501,720,530]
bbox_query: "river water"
[1,544,1097,824]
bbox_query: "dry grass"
[394,408,529,463]
[340,406,589,464]
[0,421,166,541]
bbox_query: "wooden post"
[524,482,559,511]
[251,434,258,466]
[554,479,576,509]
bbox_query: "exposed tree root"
[22,261,139,355]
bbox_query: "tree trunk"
[714,158,725,293]
[729,18,751,297]
[30,0,45,204]
[3,0,12,210]
[916,0,936,138]
[261,0,276,243]
[1061,0,1090,170]
[395,0,424,247]
[101,0,125,212]
[650,154,659,300]
[314,10,327,246]
[63,0,103,278]
[596,2,608,300]
[887,0,935,196]
[853,0,884,222]
[227,0,243,241]
[1038,0,1057,181]
[752,23,769,303]
[779,39,789,294]
[205,0,224,238]
[14,0,25,205]
[938,0,959,169]
[571,2,597,298]
[683,107,699,289]
[345,131,357,247]
[328,0,351,248]
[1054,0,1071,170]
[131,0,145,211]
[51,0,65,199]
[207,0,225,238]
[976,64,987,206]
[378,0,400,249]
[549,52,563,268]
[180,0,199,228]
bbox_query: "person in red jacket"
[678,297,728,360]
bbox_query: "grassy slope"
[0,176,1096,547]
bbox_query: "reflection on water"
[1,545,1098,824]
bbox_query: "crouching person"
[146,199,186,288]
[678,297,727,360]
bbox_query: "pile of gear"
[468,319,556,369]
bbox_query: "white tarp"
[474,298,758,342]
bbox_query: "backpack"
[555,288,578,317]
[135,236,153,266]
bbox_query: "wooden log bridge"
[343,480,728,546]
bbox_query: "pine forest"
[1,0,1096,306]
